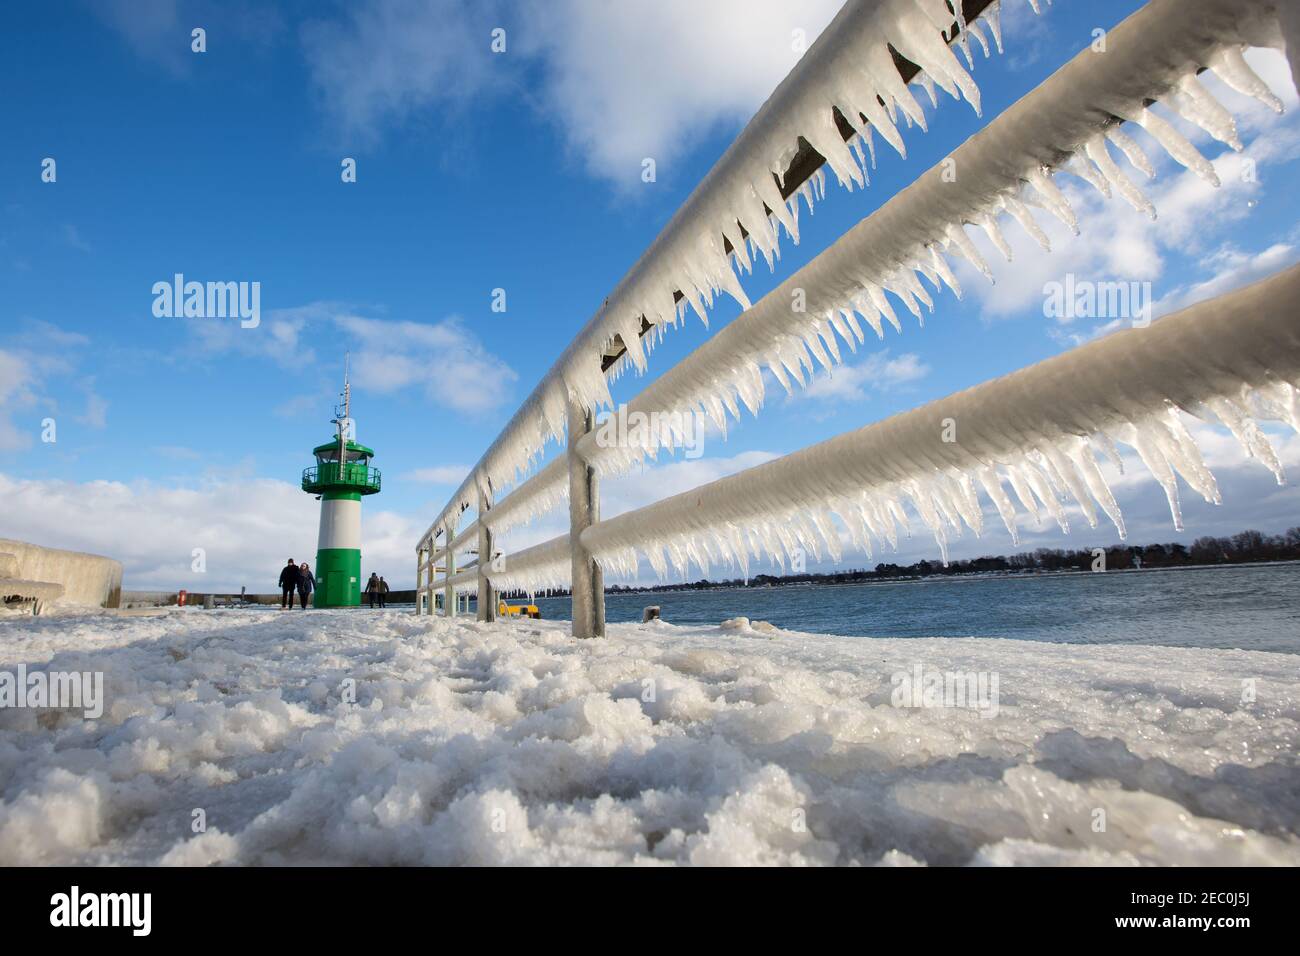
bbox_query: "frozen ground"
[1,606,1297,866]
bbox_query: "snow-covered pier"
[1,607,1296,865]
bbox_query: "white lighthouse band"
[317,497,361,551]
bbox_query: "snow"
[1,607,1296,866]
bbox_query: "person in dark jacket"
[297,562,315,609]
[365,572,380,609]
[279,559,299,609]
[378,576,389,608]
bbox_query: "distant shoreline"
[526,558,1300,601]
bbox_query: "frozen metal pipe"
[568,399,604,638]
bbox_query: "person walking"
[365,572,380,609]
[378,576,390,608]
[279,559,300,610]
[298,562,315,609]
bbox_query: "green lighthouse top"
[311,439,376,461]
[301,359,382,496]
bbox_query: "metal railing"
[414,0,1295,634]
[302,463,382,493]
[415,0,1011,627]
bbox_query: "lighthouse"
[300,364,381,607]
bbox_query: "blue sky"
[3,0,1299,591]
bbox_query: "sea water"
[533,562,1300,654]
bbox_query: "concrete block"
[0,539,123,608]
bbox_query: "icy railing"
[427,0,1300,600]
[574,0,1291,478]
[553,266,1300,587]
[462,0,1294,556]
[477,534,571,597]
[430,521,480,566]
[419,0,1037,550]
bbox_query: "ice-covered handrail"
[571,266,1300,584]
[478,458,568,538]
[485,534,571,596]
[420,0,1032,549]
[576,0,1292,477]
[425,519,480,566]
[442,567,480,591]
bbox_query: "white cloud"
[999,0,1053,72]
[300,0,504,143]
[18,320,90,350]
[189,310,317,368]
[187,303,519,415]
[336,314,518,414]
[93,0,186,72]
[0,350,39,451]
[515,0,842,188]
[298,0,841,189]
[403,464,470,485]
[0,321,97,452]
[1153,241,1299,318]
[800,350,929,403]
[76,383,109,430]
[956,49,1300,334]
[0,471,420,593]
[274,392,329,420]
[153,445,202,461]
[95,0,284,73]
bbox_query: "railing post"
[444,523,456,618]
[567,398,605,638]
[477,490,496,622]
[416,545,424,614]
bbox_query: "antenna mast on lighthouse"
[332,353,352,452]
[342,352,351,421]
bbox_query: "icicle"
[1128,422,1184,531]
[913,70,939,108]
[1205,396,1286,484]
[978,213,1014,261]
[1171,74,1243,151]
[943,222,993,281]
[1135,108,1220,186]
[1066,152,1111,199]
[1105,127,1155,179]
[1068,439,1127,539]
[984,1,1003,55]
[1208,45,1284,113]
[1001,194,1051,251]
[966,19,991,59]
[976,465,1019,544]
[928,243,962,297]
[1025,168,1079,234]
[1084,136,1156,219]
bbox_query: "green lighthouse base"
[315,548,361,607]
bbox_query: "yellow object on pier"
[498,602,541,619]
